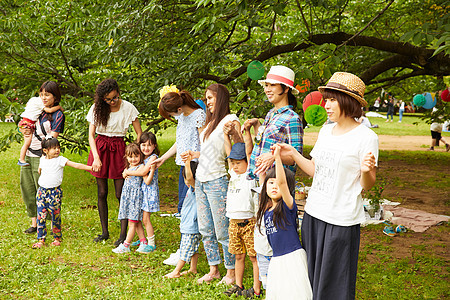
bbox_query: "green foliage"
[0,0,449,153]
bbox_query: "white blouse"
[86,100,139,137]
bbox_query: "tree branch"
[295,0,310,37]
[59,43,79,87]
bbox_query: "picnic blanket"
[383,205,449,233]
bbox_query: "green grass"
[0,122,448,299]
[304,114,450,137]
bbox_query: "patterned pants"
[36,186,63,240]
[195,176,235,269]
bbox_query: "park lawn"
[0,122,448,299]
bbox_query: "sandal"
[241,287,261,298]
[197,272,221,284]
[223,284,244,296]
[383,226,396,237]
[32,240,45,249]
[51,238,61,246]
[218,275,235,286]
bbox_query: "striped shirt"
[248,105,303,178]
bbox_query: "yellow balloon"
[430,92,436,100]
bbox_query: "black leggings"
[96,178,127,238]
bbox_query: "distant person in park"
[181,83,241,285]
[86,78,142,245]
[153,87,206,215]
[373,97,380,111]
[276,72,378,299]
[428,108,450,152]
[32,137,92,249]
[385,96,394,122]
[398,100,405,122]
[358,111,379,128]
[17,93,61,166]
[20,81,65,235]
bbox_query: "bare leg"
[165,259,187,278]
[135,221,146,240]
[19,134,32,163]
[125,221,138,244]
[142,211,154,237]
[31,216,37,228]
[235,253,246,288]
[249,255,262,294]
[187,253,199,274]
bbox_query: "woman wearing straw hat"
[276,72,378,299]
[245,65,303,181]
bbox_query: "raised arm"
[223,122,233,157]
[242,119,255,162]
[66,160,93,172]
[275,143,315,177]
[273,144,293,209]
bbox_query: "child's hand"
[361,152,376,173]
[223,121,235,136]
[242,118,259,133]
[180,151,192,163]
[271,143,295,159]
[122,169,129,179]
[272,144,281,158]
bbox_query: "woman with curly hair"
[86,78,142,245]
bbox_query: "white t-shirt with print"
[86,100,139,137]
[226,170,259,219]
[305,123,379,226]
[38,156,69,188]
[196,114,239,182]
[175,108,206,166]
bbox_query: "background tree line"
[0,0,448,153]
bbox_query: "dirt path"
[304,132,441,151]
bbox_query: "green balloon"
[413,94,426,107]
[247,60,265,80]
[305,105,327,126]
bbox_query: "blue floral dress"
[141,154,159,212]
[118,164,144,221]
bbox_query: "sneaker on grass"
[112,243,130,254]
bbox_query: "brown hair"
[124,143,143,169]
[321,89,362,119]
[93,78,120,127]
[158,90,201,120]
[138,131,160,156]
[203,83,230,141]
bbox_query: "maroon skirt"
[88,135,126,179]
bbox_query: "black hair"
[279,85,297,110]
[93,78,120,127]
[139,131,160,156]
[182,161,199,180]
[256,166,296,232]
[203,84,231,141]
[41,137,60,156]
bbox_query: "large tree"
[0,0,448,153]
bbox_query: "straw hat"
[258,65,299,94]
[318,72,367,106]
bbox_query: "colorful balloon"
[422,92,436,109]
[304,104,327,126]
[441,89,450,102]
[302,91,325,112]
[413,94,426,107]
[247,60,265,80]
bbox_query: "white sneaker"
[163,249,180,266]
[112,243,130,254]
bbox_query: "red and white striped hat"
[258,65,298,94]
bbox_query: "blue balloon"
[422,92,436,109]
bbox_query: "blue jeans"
[195,176,235,269]
[178,166,189,213]
[399,109,404,122]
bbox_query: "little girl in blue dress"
[113,143,145,253]
[122,132,160,253]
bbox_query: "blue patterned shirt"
[248,105,303,178]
